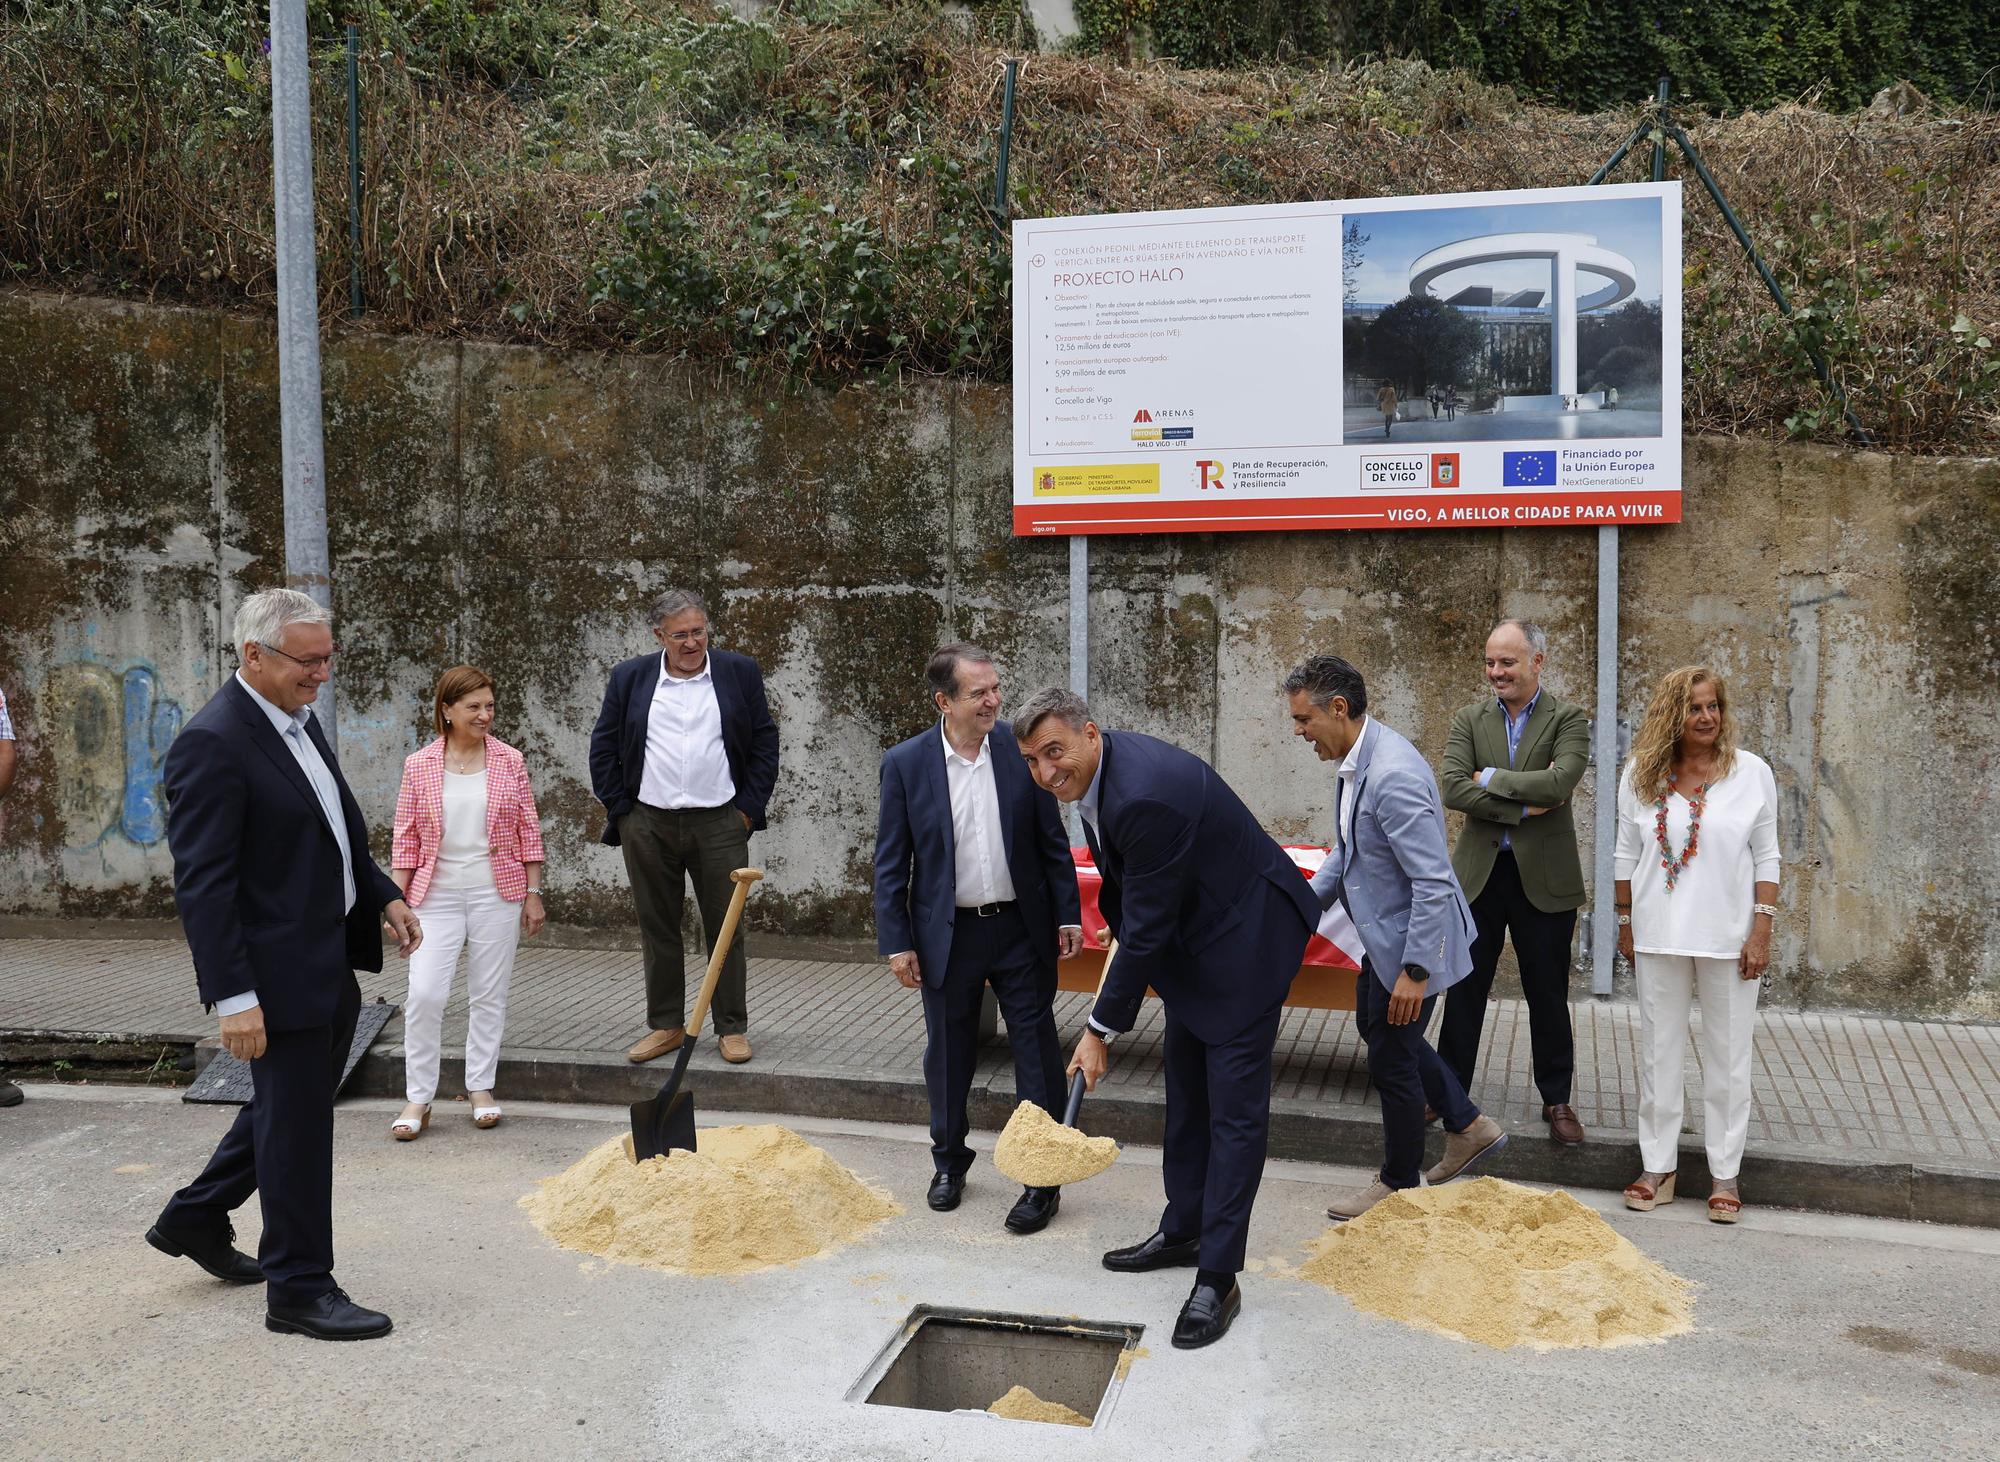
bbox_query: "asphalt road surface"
[4,1084,1996,1460]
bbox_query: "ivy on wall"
[1078,0,1998,113]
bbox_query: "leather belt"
[957,901,1017,918]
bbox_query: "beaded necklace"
[1654,771,1709,891]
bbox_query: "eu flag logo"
[1503,450,1557,486]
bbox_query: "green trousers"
[620,802,751,1035]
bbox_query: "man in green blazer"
[1438,620,1591,1145]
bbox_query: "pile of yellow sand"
[992,1100,1119,1187]
[1301,1177,1694,1350]
[987,1385,1091,1427]
[520,1125,900,1276]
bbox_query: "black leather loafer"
[265,1288,392,1341]
[926,1171,965,1212]
[1101,1230,1200,1273]
[1004,1186,1061,1235]
[1171,1279,1242,1350]
[146,1222,262,1284]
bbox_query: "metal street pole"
[271,0,337,751]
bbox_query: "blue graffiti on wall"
[52,661,185,848]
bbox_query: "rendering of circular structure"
[1409,232,1638,400]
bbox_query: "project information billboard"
[1012,182,1681,535]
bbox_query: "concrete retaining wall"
[2,289,1994,1017]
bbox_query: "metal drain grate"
[182,1000,397,1106]
[849,1306,1144,1428]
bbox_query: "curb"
[273,1039,2000,1231]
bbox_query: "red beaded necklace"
[1654,771,1709,891]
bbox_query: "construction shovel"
[628,866,763,1162]
[1060,938,1120,1133]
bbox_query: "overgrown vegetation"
[1,0,1994,450]
[1076,0,2000,115]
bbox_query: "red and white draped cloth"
[1069,844,1364,972]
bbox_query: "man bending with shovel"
[1014,688,1315,1350]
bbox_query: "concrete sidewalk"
[2,931,1995,1227]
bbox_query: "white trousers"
[1634,952,1761,1180]
[402,882,521,1105]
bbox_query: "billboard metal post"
[271,0,337,750]
[1585,77,1669,998]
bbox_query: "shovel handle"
[1061,1070,1088,1126]
[1065,939,1121,1122]
[685,868,763,1040]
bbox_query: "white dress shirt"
[1334,716,1374,856]
[638,652,737,810]
[943,722,1017,907]
[219,673,357,1016]
[1614,750,1781,958]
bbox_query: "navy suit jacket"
[588,648,780,846]
[162,678,402,1032]
[873,721,1081,990]
[1086,731,1317,1044]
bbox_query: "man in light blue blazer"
[1285,655,1507,1218]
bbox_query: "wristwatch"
[1616,912,1632,926]
[1403,965,1430,983]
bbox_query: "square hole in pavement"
[850,1306,1145,1428]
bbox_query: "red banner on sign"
[1017,491,1680,536]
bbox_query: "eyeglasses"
[660,628,707,644]
[257,641,338,673]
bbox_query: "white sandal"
[469,1092,502,1129]
[390,1104,431,1141]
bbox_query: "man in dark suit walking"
[148,589,421,1340]
[875,647,1083,1234]
[590,589,779,1066]
[1014,688,1315,1350]
[1438,619,1591,1144]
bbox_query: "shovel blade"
[628,1089,698,1162]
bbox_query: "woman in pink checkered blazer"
[387,666,547,1139]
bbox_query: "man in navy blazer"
[590,589,779,1065]
[1014,687,1315,1351]
[148,589,420,1341]
[875,646,1083,1234]
[1285,655,1508,1220]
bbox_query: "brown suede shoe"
[717,1034,753,1064]
[1423,1114,1509,1184]
[1543,1103,1586,1146]
[626,1027,685,1063]
[1325,1178,1398,1221]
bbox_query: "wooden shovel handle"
[685,868,764,1041]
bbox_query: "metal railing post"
[346,22,363,317]
[991,57,1020,237]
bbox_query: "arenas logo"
[1132,407,1196,443]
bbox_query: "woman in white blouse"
[387,667,547,1139]
[1614,666,1779,1223]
